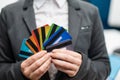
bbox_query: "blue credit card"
[43,27,72,49]
[52,31,72,45]
[18,39,33,59]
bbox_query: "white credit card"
[108,0,120,27]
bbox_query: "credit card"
[39,25,50,50]
[45,24,60,42]
[46,39,72,52]
[52,30,72,45]
[18,39,33,59]
[43,27,66,48]
[32,29,41,50]
[26,36,39,53]
[32,24,50,50]
[44,24,50,37]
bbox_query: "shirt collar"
[33,0,67,9]
[55,0,67,8]
[33,0,46,9]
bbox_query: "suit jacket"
[0,0,111,80]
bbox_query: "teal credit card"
[18,39,33,59]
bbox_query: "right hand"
[21,50,51,80]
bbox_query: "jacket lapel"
[22,0,36,34]
[68,0,82,48]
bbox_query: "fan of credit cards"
[18,23,72,59]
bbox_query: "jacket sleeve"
[0,8,28,80]
[68,8,111,80]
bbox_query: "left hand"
[50,49,82,77]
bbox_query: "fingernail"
[42,50,47,53]
[38,50,47,54]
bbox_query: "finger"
[52,59,79,77]
[55,66,77,77]
[52,59,78,71]
[51,52,81,66]
[29,57,51,80]
[21,50,47,68]
[52,49,82,58]
[24,53,51,76]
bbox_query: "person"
[0,0,111,80]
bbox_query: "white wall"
[0,0,18,12]
[108,0,120,27]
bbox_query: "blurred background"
[0,0,120,80]
[84,0,120,80]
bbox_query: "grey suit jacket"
[0,0,111,80]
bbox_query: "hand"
[51,49,82,77]
[21,51,51,80]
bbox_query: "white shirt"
[33,0,68,80]
[33,0,68,30]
